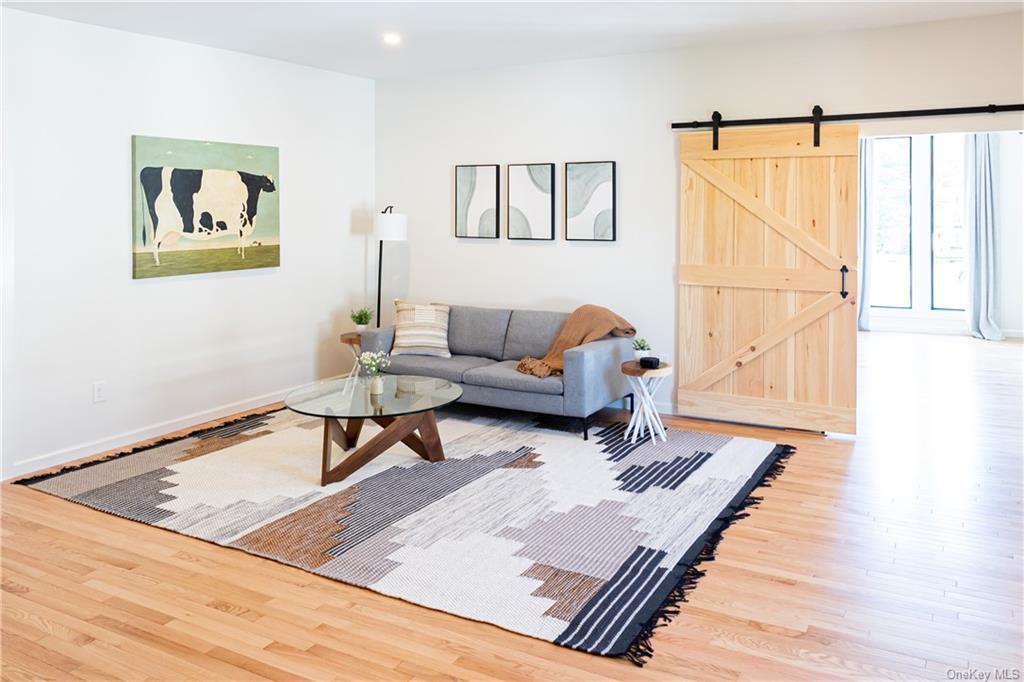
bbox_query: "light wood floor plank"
[2,332,1021,680]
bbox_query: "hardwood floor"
[2,332,1021,680]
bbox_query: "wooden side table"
[621,360,672,445]
[339,332,362,378]
[339,332,362,354]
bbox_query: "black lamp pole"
[375,206,394,328]
[376,240,384,328]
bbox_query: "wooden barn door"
[677,124,858,433]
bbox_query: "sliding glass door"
[868,134,968,330]
[869,137,912,309]
[930,135,968,311]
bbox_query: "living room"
[2,2,1022,680]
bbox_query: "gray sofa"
[360,305,633,438]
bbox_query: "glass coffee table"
[285,374,463,486]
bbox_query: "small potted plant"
[350,307,373,333]
[359,350,390,395]
[632,338,652,360]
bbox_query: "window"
[869,133,968,315]
[930,135,968,311]
[869,137,912,308]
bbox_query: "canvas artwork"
[566,161,616,241]
[507,163,555,240]
[132,135,280,279]
[455,164,500,238]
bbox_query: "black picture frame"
[454,164,500,239]
[506,163,555,241]
[565,161,616,242]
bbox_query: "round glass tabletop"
[284,374,463,420]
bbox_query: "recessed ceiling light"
[382,32,402,47]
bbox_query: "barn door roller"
[672,102,1024,151]
[811,105,823,147]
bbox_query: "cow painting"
[139,167,276,265]
[131,135,279,279]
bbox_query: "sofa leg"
[582,415,590,441]
[628,393,635,414]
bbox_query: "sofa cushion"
[447,305,513,360]
[386,354,493,384]
[391,301,451,358]
[502,310,569,361]
[463,360,564,395]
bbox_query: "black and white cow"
[139,167,276,265]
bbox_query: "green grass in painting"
[133,245,280,279]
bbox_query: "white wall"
[375,12,1024,409]
[1,9,375,477]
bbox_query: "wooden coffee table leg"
[370,416,439,461]
[322,417,362,485]
[320,411,446,486]
[344,418,364,445]
[416,411,445,462]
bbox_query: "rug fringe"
[13,408,285,486]
[619,443,796,667]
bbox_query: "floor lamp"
[373,206,408,328]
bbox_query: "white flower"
[358,351,391,376]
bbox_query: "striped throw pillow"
[391,301,452,358]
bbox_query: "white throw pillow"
[391,301,452,358]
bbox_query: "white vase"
[355,324,368,333]
[634,350,651,360]
[369,375,384,395]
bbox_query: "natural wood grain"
[678,124,858,433]
[829,156,859,411]
[703,159,735,395]
[370,416,431,460]
[764,157,797,403]
[321,412,445,485]
[731,157,764,399]
[679,123,859,160]
[678,161,705,387]
[678,264,839,292]
[794,155,831,408]
[621,360,673,378]
[338,332,361,348]
[675,387,855,433]
[683,157,843,270]
[3,333,1022,681]
[682,293,844,393]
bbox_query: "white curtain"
[856,138,873,331]
[966,134,1004,341]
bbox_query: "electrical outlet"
[92,381,106,403]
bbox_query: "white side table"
[621,360,672,445]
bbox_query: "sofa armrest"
[562,336,633,418]
[360,327,395,353]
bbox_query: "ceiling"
[6,1,1020,79]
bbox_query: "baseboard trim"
[4,384,307,480]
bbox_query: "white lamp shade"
[373,212,408,241]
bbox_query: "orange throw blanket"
[516,304,636,378]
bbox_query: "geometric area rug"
[16,408,793,665]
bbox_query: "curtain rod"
[671,103,1024,149]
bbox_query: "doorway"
[861,130,1022,336]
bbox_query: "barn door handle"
[839,265,849,299]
